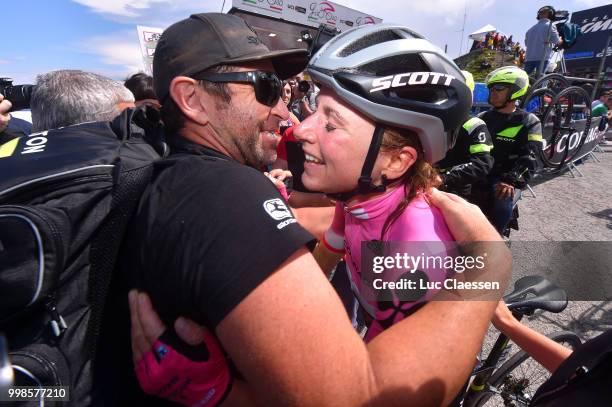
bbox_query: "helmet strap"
[327,124,390,201]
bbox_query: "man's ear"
[169,76,209,126]
[384,146,418,179]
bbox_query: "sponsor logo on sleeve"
[264,198,292,220]
[263,198,297,229]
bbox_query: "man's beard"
[207,97,268,169]
[235,127,269,169]
[231,108,270,169]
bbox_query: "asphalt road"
[479,137,612,405]
[508,137,611,341]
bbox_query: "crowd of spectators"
[473,31,527,67]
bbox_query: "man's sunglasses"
[489,84,510,92]
[192,71,282,107]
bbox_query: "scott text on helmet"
[369,72,456,93]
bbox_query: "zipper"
[45,295,68,338]
[1,173,112,204]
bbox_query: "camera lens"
[298,80,310,93]
[3,85,35,111]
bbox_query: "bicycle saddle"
[504,275,567,314]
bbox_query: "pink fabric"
[323,185,455,341]
[276,181,290,202]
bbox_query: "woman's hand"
[264,169,292,201]
[491,300,518,332]
[129,290,232,406]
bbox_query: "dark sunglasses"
[192,71,282,107]
[490,84,510,92]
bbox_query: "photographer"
[124,72,161,110]
[524,5,563,76]
[0,93,11,135]
[0,92,32,145]
[31,70,134,132]
[289,73,317,121]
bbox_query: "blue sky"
[2,0,609,84]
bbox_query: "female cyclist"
[129,23,504,407]
[297,23,472,340]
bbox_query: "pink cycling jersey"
[322,185,455,341]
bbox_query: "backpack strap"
[87,162,154,363]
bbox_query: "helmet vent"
[358,54,428,76]
[338,29,404,58]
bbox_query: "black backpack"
[531,329,612,406]
[0,108,165,406]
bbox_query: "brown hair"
[160,65,234,135]
[378,126,441,240]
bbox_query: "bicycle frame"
[461,313,525,407]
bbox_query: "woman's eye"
[325,123,336,132]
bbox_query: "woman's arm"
[311,202,345,275]
[312,241,344,277]
[492,301,573,373]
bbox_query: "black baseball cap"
[153,13,309,101]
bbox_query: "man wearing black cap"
[100,13,509,407]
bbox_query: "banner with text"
[232,0,381,31]
[565,4,612,72]
[136,25,163,75]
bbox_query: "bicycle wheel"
[539,86,592,169]
[529,73,569,96]
[522,87,556,121]
[521,74,568,109]
[475,330,582,407]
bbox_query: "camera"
[300,24,341,58]
[298,80,310,93]
[0,78,35,111]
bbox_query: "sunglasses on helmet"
[192,70,282,107]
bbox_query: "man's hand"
[129,290,232,406]
[426,188,500,242]
[495,182,515,200]
[426,189,509,303]
[0,94,12,133]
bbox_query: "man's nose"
[271,95,290,121]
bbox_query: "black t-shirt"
[94,137,313,406]
[126,137,314,328]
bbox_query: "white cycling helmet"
[308,23,472,166]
